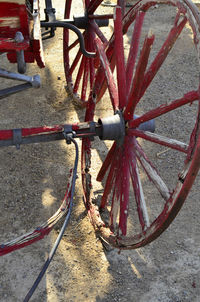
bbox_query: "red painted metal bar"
[0,121,102,144]
[129,90,200,129]
[140,14,187,99]
[95,37,119,111]
[126,11,145,96]
[124,30,155,120]
[114,6,127,109]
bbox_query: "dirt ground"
[0,0,200,301]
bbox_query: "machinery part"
[81,0,200,249]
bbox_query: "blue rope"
[24,137,79,302]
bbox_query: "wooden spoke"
[129,152,150,231]
[68,37,81,52]
[134,142,171,201]
[140,14,187,99]
[73,55,86,94]
[90,19,109,46]
[97,142,117,181]
[118,150,130,235]
[128,129,188,153]
[126,11,145,95]
[114,6,127,109]
[129,90,200,128]
[81,58,90,101]
[124,30,155,120]
[100,147,121,209]
[95,37,119,111]
[69,48,82,77]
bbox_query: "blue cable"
[24,136,79,302]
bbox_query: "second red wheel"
[63,0,113,105]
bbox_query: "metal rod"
[41,21,96,58]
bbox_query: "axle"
[0,113,155,149]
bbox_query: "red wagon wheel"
[63,0,113,105]
[82,0,200,249]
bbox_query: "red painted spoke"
[81,57,89,101]
[89,57,95,91]
[100,147,121,209]
[97,142,117,181]
[69,48,82,76]
[68,37,80,52]
[114,6,127,109]
[88,0,104,14]
[128,142,148,230]
[124,30,155,120]
[118,142,130,235]
[64,0,72,18]
[84,0,91,8]
[96,51,115,102]
[110,162,121,232]
[73,55,86,94]
[134,142,171,201]
[129,90,200,128]
[128,129,188,153]
[126,11,145,95]
[140,14,187,99]
[95,37,119,111]
[90,19,109,45]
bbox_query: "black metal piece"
[63,125,76,144]
[13,129,22,150]
[44,0,56,22]
[0,83,32,99]
[98,111,125,142]
[134,115,155,133]
[41,20,96,58]
[42,0,56,38]
[15,32,26,74]
[72,14,109,29]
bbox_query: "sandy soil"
[0,1,200,301]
